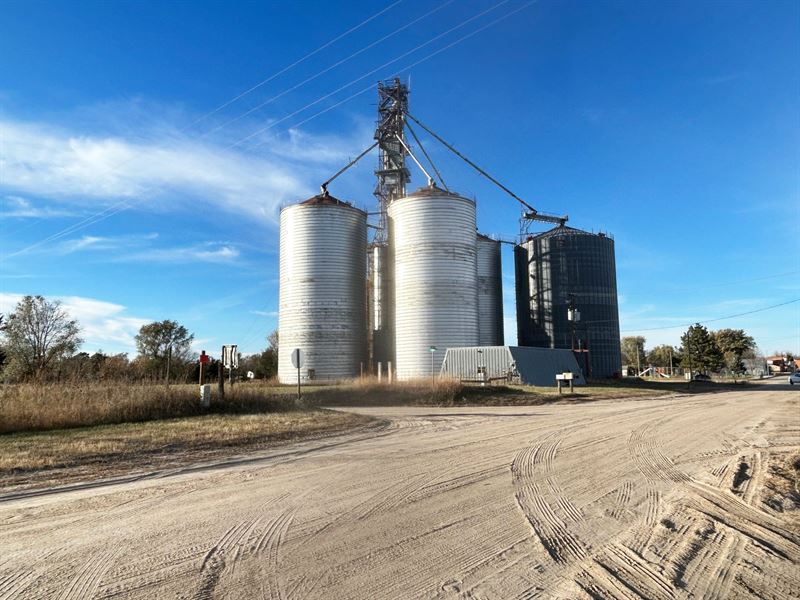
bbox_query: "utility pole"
[636,345,641,376]
[669,348,674,377]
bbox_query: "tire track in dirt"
[608,481,634,520]
[512,430,589,566]
[102,543,208,598]
[0,570,39,600]
[57,547,121,600]
[687,482,800,561]
[196,493,295,600]
[628,419,691,484]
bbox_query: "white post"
[377,362,383,382]
[388,361,393,384]
[199,384,211,408]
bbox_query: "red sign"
[199,351,210,364]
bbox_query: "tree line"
[620,323,766,376]
[0,295,278,383]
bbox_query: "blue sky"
[1,0,798,357]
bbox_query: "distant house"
[766,355,793,374]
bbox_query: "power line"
[286,1,537,136]
[202,0,456,137]
[186,0,406,130]
[235,0,515,150]
[619,298,800,333]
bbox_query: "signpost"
[199,350,209,384]
[291,348,304,401]
[222,344,238,386]
[429,346,437,387]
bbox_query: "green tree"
[621,336,646,369]
[135,320,194,381]
[262,330,279,379]
[713,328,755,376]
[680,324,723,374]
[646,344,681,369]
[1,295,83,381]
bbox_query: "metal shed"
[440,346,586,387]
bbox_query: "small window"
[307,368,316,380]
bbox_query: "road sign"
[291,348,304,369]
[222,345,238,369]
[199,351,209,364]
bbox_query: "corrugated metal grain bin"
[278,194,367,382]
[515,226,621,378]
[476,234,504,346]
[388,184,479,380]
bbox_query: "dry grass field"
[0,377,754,491]
[0,409,375,490]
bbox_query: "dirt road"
[1,383,797,599]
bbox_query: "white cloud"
[55,233,240,264]
[251,310,279,317]
[0,195,77,218]
[0,106,371,224]
[120,243,241,264]
[0,292,150,354]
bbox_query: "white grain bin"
[278,194,367,383]
[476,234,504,346]
[388,184,479,380]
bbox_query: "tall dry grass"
[0,377,523,434]
[0,383,295,434]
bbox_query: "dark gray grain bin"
[515,225,621,378]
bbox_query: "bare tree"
[2,296,83,381]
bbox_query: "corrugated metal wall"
[278,200,367,382]
[476,235,504,346]
[389,186,479,379]
[515,227,621,378]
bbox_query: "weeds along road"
[0,384,797,599]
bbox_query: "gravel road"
[0,382,797,599]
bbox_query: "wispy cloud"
[58,233,158,254]
[0,195,77,218]
[0,102,371,224]
[0,292,150,353]
[251,310,279,317]
[122,243,241,264]
[55,233,241,264]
